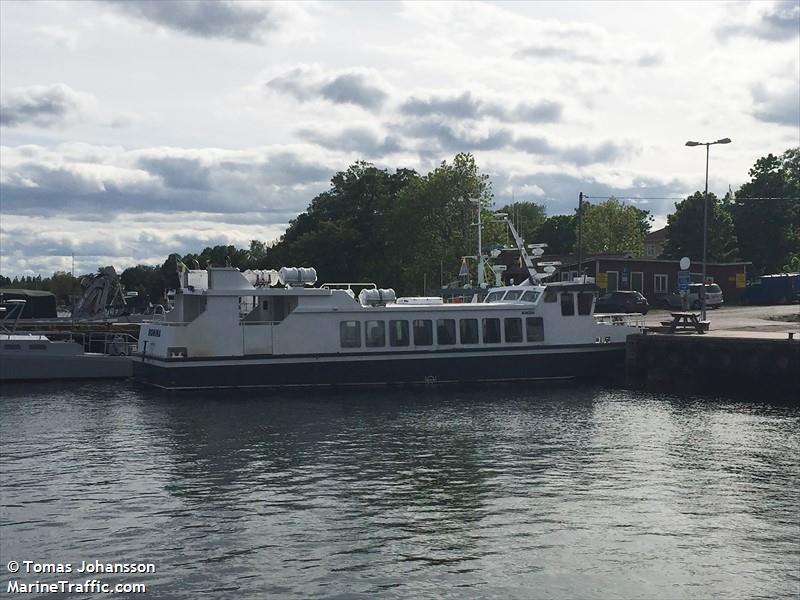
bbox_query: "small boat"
[0,300,135,382]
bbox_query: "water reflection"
[1,383,798,599]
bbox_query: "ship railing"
[593,313,646,328]
[86,332,139,356]
[0,299,26,333]
[239,320,280,325]
[30,330,140,356]
[321,282,377,292]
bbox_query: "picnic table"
[663,311,709,334]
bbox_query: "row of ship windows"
[340,317,545,348]
[551,291,594,316]
[3,344,47,351]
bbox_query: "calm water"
[1,383,798,599]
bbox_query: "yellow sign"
[596,272,608,288]
[736,272,746,288]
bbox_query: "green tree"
[197,245,250,269]
[383,153,493,293]
[0,271,83,304]
[247,240,269,269]
[265,153,491,293]
[580,197,652,255]
[160,254,185,297]
[662,192,738,262]
[47,271,81,304]
[120,265,164,305]
[497,201,547,247]
[783,253,800,273]
[267,161,419,283]
[537,215,576,255]
[733,148,800,274]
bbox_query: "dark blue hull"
[133,345,626,390]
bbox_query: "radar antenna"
[493,214,555,283]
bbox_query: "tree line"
[2,148,797,303]
[662,148,799,274]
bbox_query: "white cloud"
[0,0,797,276]
[266,66,389,111]
[0,84,136,130]
[716,1,800,42]
[399,91,563,123]
[102,0,277,44]
[32,25,79,50]
[0,212,287,277]
[0,84,98,128]
[0,143,336,219]
[750,79,800,127]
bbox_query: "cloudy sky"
[1,0,798,277]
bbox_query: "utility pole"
[702,143,709,320]
[578,192,583,282]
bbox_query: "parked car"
[595,290,649,314]
[660,283,724,309]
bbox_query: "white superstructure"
[134,266,643,390]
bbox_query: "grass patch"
[768,313,800,323]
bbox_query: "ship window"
[544,288,558,302]
[460,319,479,344]
[413,320,433,346]
[271,296,298,322]
[526,317,544,342]
[437,319,456,345]
[365,320,385,347]
[561,293,575,316]
[184,295,208,323]
[578,292,594,315]
[485,291,504,303]
[521,291,539,303]
[340,321,361,348]
[28,344,47,350]
[4,344,21,350]
[504,290,522,301]
[483,318,501,343]
[389,320,409,347]
[504,318,523,343]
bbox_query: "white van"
[688,283,724,309]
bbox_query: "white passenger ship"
[133,265,644,390]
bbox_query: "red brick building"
[498,252,750,304]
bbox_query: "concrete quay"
[626,305,799,398]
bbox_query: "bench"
[663,312,710,334]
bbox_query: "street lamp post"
[685,137,731,322]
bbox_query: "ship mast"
[477,199,485,287]
[470,196,488,288]
[492,213,554,283]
